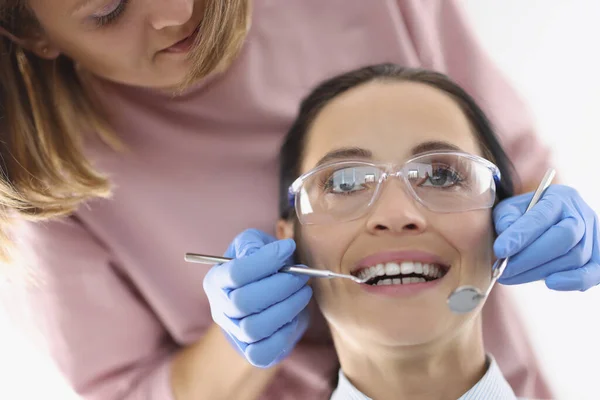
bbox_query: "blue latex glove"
[493,184,600,291]
[203,229,312,368]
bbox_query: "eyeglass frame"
[287,150,502,224]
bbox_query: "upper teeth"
[357,261,444,281]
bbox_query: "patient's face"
[291,81,495,347]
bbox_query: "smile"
[353,261,449,286]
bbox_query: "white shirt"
[330,355,519,400]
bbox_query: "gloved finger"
[221,328,249,355]
[498,215,586,279]
[493,194,564,258]
[499,229,591,285]
[203,269,233,314]
[212,238,297,289]
[498,249,580,285]
[224,271,310,319]
[493,191,536,234]
[224,229,277,259]
[544,261,600,291]
[233,285,312,343]
[244,307,310,368]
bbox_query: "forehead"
[28,0,74,15]
[301,81,482,172]
[26,0,87,34]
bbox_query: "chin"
[100,69,187,90]
[129,60,194,90]
[370,312,453,347]
[156,70,192,90]
[327,304,456,349]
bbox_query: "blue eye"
[422,166,462,188]
[322,167,377,194]
[93,0,129,27]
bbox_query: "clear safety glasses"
[288,151,501,225]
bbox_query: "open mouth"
[352,261,450,286]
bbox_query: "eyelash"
[94,0,130,27]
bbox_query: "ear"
[0,26,61,60]
[276,219,295,240]
[30,39,61,60]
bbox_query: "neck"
[334,317,487,400]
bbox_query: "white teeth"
[400,261,415,275]
[415,262,423,274]
[356,261,447,284]
[372,275,430,285]
[385,262,401,275]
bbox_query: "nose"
[366,179,427,235]
[148,0,194,30]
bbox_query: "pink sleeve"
[399,0,554,190]
[1,217,176,400]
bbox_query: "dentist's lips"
[162,25,200,53]
[350,251,451,297]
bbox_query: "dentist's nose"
[148,0,194,30]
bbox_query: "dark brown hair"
[279,63,517,220]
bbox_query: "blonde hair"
[0,0,250,261]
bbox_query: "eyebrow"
[315,147,373,166]
[314,140,463,166]
[410,140,463,155]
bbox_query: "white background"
[462,1,600,399]
[0,1,599,399]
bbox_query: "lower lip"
[163,27,200,53]
[358,274,447,297]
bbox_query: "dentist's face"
[22,0,248,88]
[293,81,495,347]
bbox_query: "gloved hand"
[203,229,312,368]
[493,184,600,291]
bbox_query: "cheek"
[43,31,146,84]
[296,223,361,303]
[440,211,495,268]
[71,34,144,71]
[297,224,357,268]
[35,11,160,85]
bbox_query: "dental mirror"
[447,168,556,314]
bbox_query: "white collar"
[330,354,518,400]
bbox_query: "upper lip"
[163,24,200,51]
[350,250,451,276]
